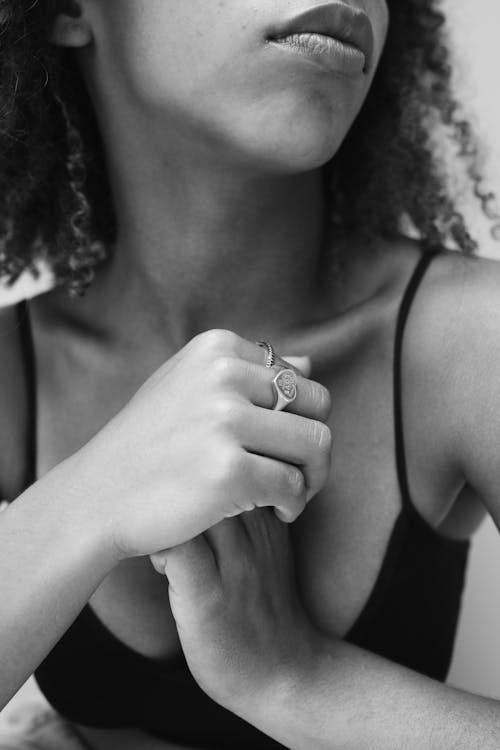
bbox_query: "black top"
[7,248,470,749]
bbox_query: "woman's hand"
[153,509,322,719]
[155,511,500,750]
[59,329,332,562]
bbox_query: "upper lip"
[268,3,375,72]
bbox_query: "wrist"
[236,624,337,747]
[19,452,119,578]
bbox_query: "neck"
[83,152,332,349]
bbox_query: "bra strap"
[15,299,38,488]
[394,248,441,509]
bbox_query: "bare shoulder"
[398,246,500,517]
[401,248,500,359]
[0,303,30,500]
[402,248,500,386]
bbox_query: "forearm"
[0,455,117,709]
[245,635,500,749]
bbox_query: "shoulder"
[0,302,30,500]
[399,246,500,513]
[398,247,499,364]
[401,248,500,393]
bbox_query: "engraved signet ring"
[272,368,298,411]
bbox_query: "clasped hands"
[150,354,332,727]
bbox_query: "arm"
[163,510,500,750]
[0,306,116,708]
[161,255,500,749]
[0,328,328,711]
[163,509,500,750]
[252,634,500,750]
[0,457,116,710]
[266,254,500,749]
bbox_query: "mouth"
[266,2,375,75]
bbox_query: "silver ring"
[256,340,276,368]
[272,368,298,411]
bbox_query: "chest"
[31,332,446,661]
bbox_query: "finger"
[189,329,306,378]
[242,341,308,377]
[238,407,333,504]
[204,517,250,576]
[259,362,331,421]
[240,511,300,608]
[163,535,218,598]
[237,452,308,523]
[233,335,313,380]
[211,358,331,422]
[257,349,309,379]
[150,550,170,574]
[240,507,290,560]
[274,506,300,523]
[237,336,304,373]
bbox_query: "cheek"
[94,0,225,112]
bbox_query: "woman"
[0,0,499,748]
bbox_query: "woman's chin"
[249,130,343,174]
[232,106,350,173]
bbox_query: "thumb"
[163,536,222,634]
[162,535,218,598]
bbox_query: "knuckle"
[209,356,238,385]
[212,397,245,430]
[197,329,239,355]
[213,447,245,484]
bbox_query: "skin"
[160,253,500,750]
[3,0,499,748]
[47,0,389,349]
[43,0,391,691]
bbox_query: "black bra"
[10,248,470,749]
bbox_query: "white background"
[442,0,500,697]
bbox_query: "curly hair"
[0,0,497,298]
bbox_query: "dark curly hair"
[0,0,497,298]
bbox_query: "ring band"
[272,368,298,411]
[256,340,276,368]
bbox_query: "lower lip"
[267,32,366,78]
